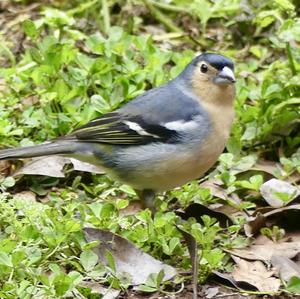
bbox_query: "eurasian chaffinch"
[0,53,236,209]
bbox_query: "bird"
[0,53,236,211]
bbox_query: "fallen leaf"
[243,213,266,237]
[260,178,300,208]
[251,160,283,176]
[119,201,143,216]
[211,270,258,292]
[69,158,104,174]
[177,203,233,228]
[244,204,300,236]
[83,228,176,286]
[204,286,219,298]
[263,204,300,218]
[200,179,228,201]
[271,255,300,282]
[200,179,242,207]
[14,191,37,202]
[231,256,280,292]
[228,241,300,261]
[14,156,68,177]
[0,160,11,176]
[13,156,104,178]
[80,281,120,299]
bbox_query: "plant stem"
[149,0,189,13]
[67,0,98,16]
[102,0,111,35]
[286,42,296,76]
[142,0,182,33]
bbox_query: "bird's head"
[178,53,236,104]
[189,53,235,85]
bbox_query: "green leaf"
[54,273,73,296]
[274,0,295,10]
[137,284,157,292]
[105,250,116,273]
[1,177,15,188]
[116,199,129,210]
[287,276,300,293]
[226,136,241,156]
[80,250,98,272]
[0,252,13,267]
[241,125,257,141]
[23,19,39,39]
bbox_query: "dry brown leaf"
[228,241,300,261]
[263,204,300,218]
[0,160,11,176]
[178,203,234,228]
[69,158,104,174]
[232,256,280,292]
[243,213,266,237]
[21,95,39,107]
[251,160,283,176]
[204,286,219,298]
[244,204,300,236]
[212,203,242,218]
[13,156,104,178]
[271,255,300,282]
[84,228,176,286]
[252,159,300,184]
[200,179,242,208]
[254,234,275,245]
[200,179,228,201]
[14,191,37,202]
[119,201,143,216]
[212,270,259,292]
[14,156,67,177]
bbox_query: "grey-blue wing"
[63,82,204,145]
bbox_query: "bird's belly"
[110,139,226,191]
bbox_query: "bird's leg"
[135,189,156,214]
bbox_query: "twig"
[215,293,240,298]
[286,42,296,76]
[141,0,182,33]
[152,32,185,41]
[102,0,111,35]
[179,229,199,299]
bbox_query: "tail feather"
[0,142,76,160]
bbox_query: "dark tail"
[0,142,76,160]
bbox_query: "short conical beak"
[213,66,236,85]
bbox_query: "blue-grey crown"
[191,53,234,71]
[174,53,234,87]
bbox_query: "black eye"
[200,64,208,73]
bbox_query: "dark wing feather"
[64,112,178,145]
[61,82,204,145]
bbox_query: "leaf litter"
[231,256,281,293]
[195,161,300,294]
[83,228,176,286]
[13,156,104,177]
